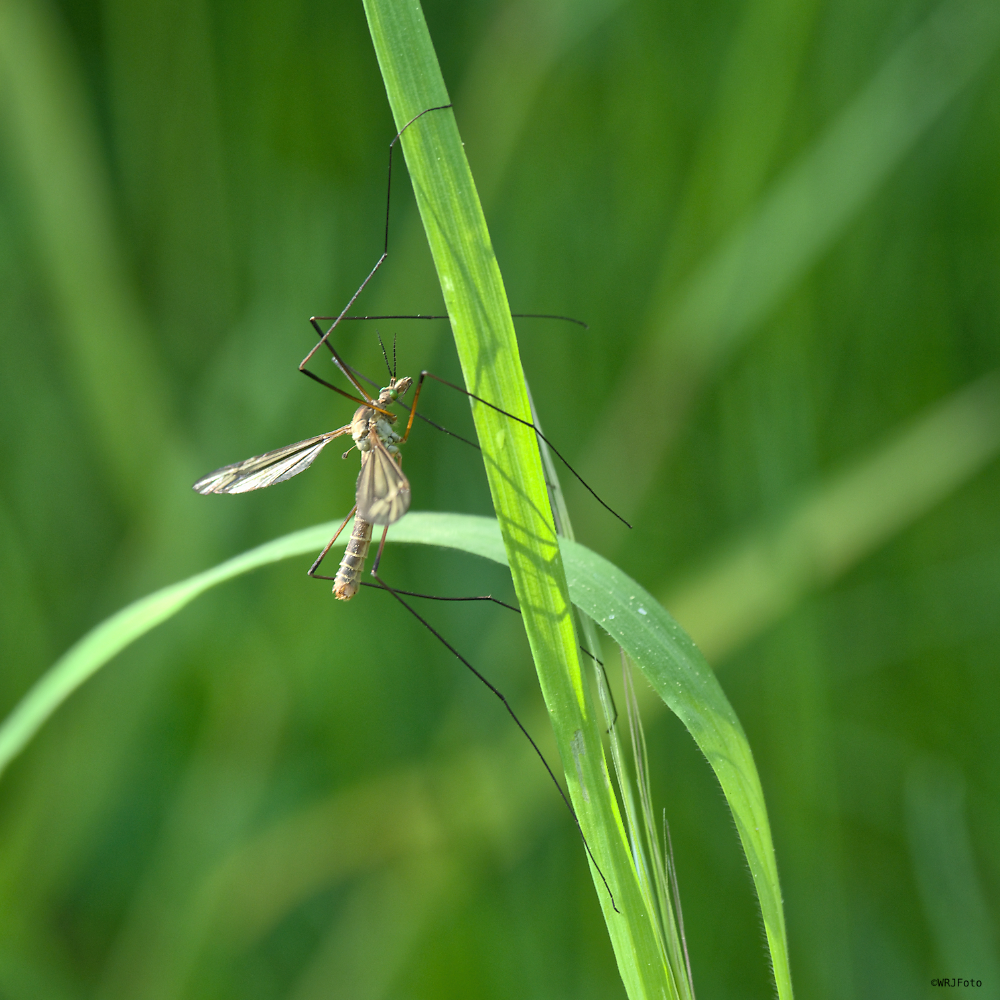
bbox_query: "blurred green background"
[1,0,999,996]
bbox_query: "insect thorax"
[351,406,401,455]
[351,380,410,455]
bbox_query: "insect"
[192,104,625,908]
[192,340,416,600]
[193,103,627,600]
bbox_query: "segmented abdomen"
[333,513,372,600]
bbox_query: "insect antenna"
[377,331,393,380]
[370,571,619,912]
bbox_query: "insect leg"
[327,313,589,328]
[396,397,479,450]
[370,523,391,576]
[359,582,618,728]
[371,571,619,912]
[312,314,591,451]
[299,104,453,385]
[402,371,631,528]
[358,584,518,613]
[399,372,427,443]
[307,507,358,581]
[302,320,398,419]
[579,646,618,730]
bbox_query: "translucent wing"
[356,436,411,525]
[193,426,351,495]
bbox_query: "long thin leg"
[359,582,618,727]
[298,359,382,410]
[397,406,480,451]
[320,313,590,330]
[371,571,618,912]
[400,371,631,528]
[371,523,390,576]
[305,319,380,405]
[309,317,396,415]
[307,507,357,581]
[580,646,619,730]
[358,583,519,613]
[299,104,453,384]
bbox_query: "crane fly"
[191,100,627,618]
[191,103,625,909]
[193,357,417,600]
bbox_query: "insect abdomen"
[333,514,373,600]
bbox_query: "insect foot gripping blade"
[333,513,374,600]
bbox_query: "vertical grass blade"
[360,3,671,995]
[0,0,185,503]
[532,394,695,1000]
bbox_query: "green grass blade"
[0,513,791,999]
[533,392,694,999]
[0,0,186,504]
[666,371,1000,662]
[360,3,673,996]
[583,0,1000,509]
[0,523,332,780]
[559,535,792,1000]
[660,0,1000,374]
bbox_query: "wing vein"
[192,426,351,494]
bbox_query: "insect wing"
[193,427,350,495]
[356,437,411,525]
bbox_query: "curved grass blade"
[0,523,333,781]
[0,512,790,1000]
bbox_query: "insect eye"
[389,388,398,400]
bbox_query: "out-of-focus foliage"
[0,0,997,997]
